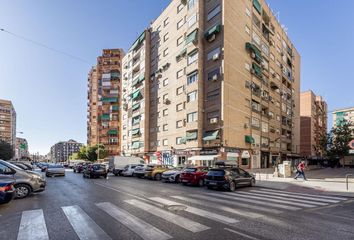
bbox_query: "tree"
[0,140,14,160]
[74,145,108,162]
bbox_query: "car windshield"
[48,165,63,168]
[207,170,225,176]
[184,168,197,173]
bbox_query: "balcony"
[251,62,263,80]
[204,24,221,42]
[245,42,262,64]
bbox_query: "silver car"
[0,160,46,199]
[46,165,65,177]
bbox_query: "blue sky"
[1,0,353,154]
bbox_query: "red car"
[180,166,209,187]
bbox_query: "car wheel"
[198,179,204,187]
[104,174,108,179]
[154,173,161,181]
[132,173,137,177]
[15,184,31,199]
[182,182,187,186]
[229,181,236,192]
[250,178,256,187]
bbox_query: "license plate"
[209,182,216,185]
[182,180,188,183]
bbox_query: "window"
[262,122,269,133]
[251,100,261,112]
[252,13,261,29]
[163,139,168,146]
[207,5,221,21]
[187,91,197,102]
[163,109,168,116]
[164,18,169,27]
[261,137,269,147]
[163,124,168,131]
[177,36,184,46]
[177,3,184,13]
[156,140,161,147]
[177,18,184,29]
[176,120,184,128]
[176,86,184,95]
[207,111,219,123]
[176,103,184,111]
[251,117,260,128]
[187,50,198,65]
[252,32,261,46]
[177,69,184,78]
[176,137,182,145]
[245,25,250,35]
[163,78,168,86]
[207,89,219,100]
[270,53,275,61]
[245,62,250,71]
[187,14,197,27]
[187,112,198,122]
[164,33,169,42]
[188,0,196,9]
[187,71,198,85]
[245,7,251,17]
[207,47,221,60]
[261,43,269,55]
[163,93,168,101]
[207,68,221,81]
[163,48,169,56]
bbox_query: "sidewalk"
[248,168,354,197]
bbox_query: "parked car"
[204,167,255,191]
[39,163,49,172]
[73,163,84,173]
[145,165,174,180]
[180,166,210,186]
[109,156,145,176]
[133,164,149,178]
[46,165,65,177]
[8,162,32,171]
[161,167,184,183]
[83,164,108,179]
[0,179,15,204]
[121,164,145,177]
[0,160,46,199]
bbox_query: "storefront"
[241,150,251,169]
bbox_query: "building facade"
[121,0,300,168]
[0,99,16,152]
[15,137,29,160]
[50,139,83,162]
[87,49,124,157]
[333,106,354,129]
[300,91,327,158]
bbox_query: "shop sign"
[200,149,218,155]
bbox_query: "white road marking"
[149,197,239,224]
[17,209,49,240]
[250,190,341,203]
[203,192,302,210]
[62,205,111,240]
[258,188,348,201]
[170,195,265,219]
[96,202,172,240]
[236,191,329,206]
[188,194,283,214]
[223,192,317,208]
[125,199,210,233]
[224,228,260,240]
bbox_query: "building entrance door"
[261,152,270,168]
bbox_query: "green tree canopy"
[74,144,108,162]
[0,140,14,160]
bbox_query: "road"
[0,171,354,240]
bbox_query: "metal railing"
[346,174,354,191]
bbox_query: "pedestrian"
[294,161,307,181]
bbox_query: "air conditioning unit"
[210,118,218,124]
[245,81,251,88]
[181,0,187,5]
[212,53,220,61]
[208,34,216,42]
[250,68,255,74]
[212,74,218,81]
[157,73,162,78]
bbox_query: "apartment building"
[300,91,327,158]
[333,106,354,129]
[0,99,16,151]
[121,0,300,169]
[87,49,124,156]
[50,139,83,162]
[15,137,29,160]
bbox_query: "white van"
[109,156,145,176]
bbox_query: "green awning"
[176,48,187,61]
[132,74,145,87]
[186,131,198,140]
[131,31,146,51]
[107,129,118,135]
[100,114,110,120]
[253,0,262,14]
[252,62,263,79]
[203,130,219,141]
[111,72,120,79]
[132,115,141,125]
[131,128,140,136]
[204,24,221,40]
[111,105,119,111]
[102,97,118,103]
[246,42,262,63]
[132,103,141,111]
[131,90,142,100]
[131,141,140,149]
[185,29,198,45]
[245,135,255,144]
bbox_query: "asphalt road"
[0,171,354,240]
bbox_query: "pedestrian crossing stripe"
[17,209,49,240]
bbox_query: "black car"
[0,179,15,204]
[205,167,255,191]
[83,164,108,179]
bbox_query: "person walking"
[294,161,307,181]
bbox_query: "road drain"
[166,205,187,212]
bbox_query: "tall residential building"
[333,106,354,129]
[15,137,29,160]
[300,91,327,158]
[121,0,300,169]
[50,139,83,162]
[87,49,124,157]
[0,99,16,151]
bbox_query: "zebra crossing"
[13,188,348,240]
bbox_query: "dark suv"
[205,167,255,191]
[83,164,108,179]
